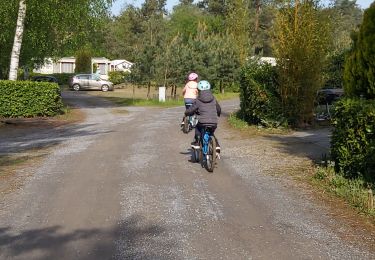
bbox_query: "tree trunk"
[147,81,151,100]
[255,0,261,33]
[9,0,27,81]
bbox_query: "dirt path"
[0,91,374,259]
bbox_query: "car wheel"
[72,84,80,91]
[101,85,109,92]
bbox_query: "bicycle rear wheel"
[205,136,216,172]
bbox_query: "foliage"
[324,50,346,89]
[239,59,285,127]
[0,80,63,117]
[313,166,375,215]
[344,2,375,99]
[331,98,375,181]
[326,0,363,53]
[75,49,92,74]
[0,0,112,79]
[272,0,332,126]
[108,71,131,85]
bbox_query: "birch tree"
[8,0,26,80]
[4,0,112,80]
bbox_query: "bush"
[239,60,286,127]
[331,98,375,181]
[109,71,130,85]
[0,80,63,117]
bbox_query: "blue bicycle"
[182,103,198,134]
[192,126,217,172]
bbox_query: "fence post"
[159,86,166,102]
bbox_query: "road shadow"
[62,91,119,109]
[0,122,113,156]
[264,128,332,162]
[0,214,176,260]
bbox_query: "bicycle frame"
[201,128,213,160]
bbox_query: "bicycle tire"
[183,116,189,133]
[206,136,216,172]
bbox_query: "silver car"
[69,74,114,92]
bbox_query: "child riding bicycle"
[184,80,221,152]
[181,72,199,126]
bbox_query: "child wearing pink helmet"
[181,72,199,125]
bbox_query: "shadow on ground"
[0,215,176,260]
[263,128,332,162]
[0,123,113,156]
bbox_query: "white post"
[159,86,166,102]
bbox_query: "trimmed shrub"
[50,73,75,85]
[108,71,130,85]
[0,80,63,117]
[331,98,375,181]
[239,60,285,127]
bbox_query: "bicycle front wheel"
[205,136,216,172]
[183,116,189,133]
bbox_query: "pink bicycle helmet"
[188,72,198,81]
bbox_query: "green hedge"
[331,98,375,181]
[239,60,285,127]
[0,80,64,118]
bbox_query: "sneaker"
[191,141,200,149]
[216,146,221,153]
[181,121,185,126]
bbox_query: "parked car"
[69,74,114,92]
[316,88,344,105]
[31,75,58,84]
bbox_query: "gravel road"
[0,91,374,259]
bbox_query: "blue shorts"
[184,98,195,109]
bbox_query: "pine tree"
[75,49,92,74]
[344,2,375,99]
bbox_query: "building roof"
[110,59,134,66]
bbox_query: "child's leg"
[211,125,221,151]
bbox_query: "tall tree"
[4,0,113,80]
[8,0,26,80]
[226,0,251,64]
[344,2,375,99]
[272,0,331,125]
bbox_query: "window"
[61,62,74,73]
[78,75,90,80]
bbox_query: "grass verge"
[214,92,239,101]
[88,88,239,108]
[312,165,375,218]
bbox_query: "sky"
[111,0,179,15]
[111,0,374,16]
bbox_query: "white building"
[110,59,133,72]
[34,57,130,79]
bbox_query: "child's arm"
[185,102,198,116]
[216,100,221,117]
